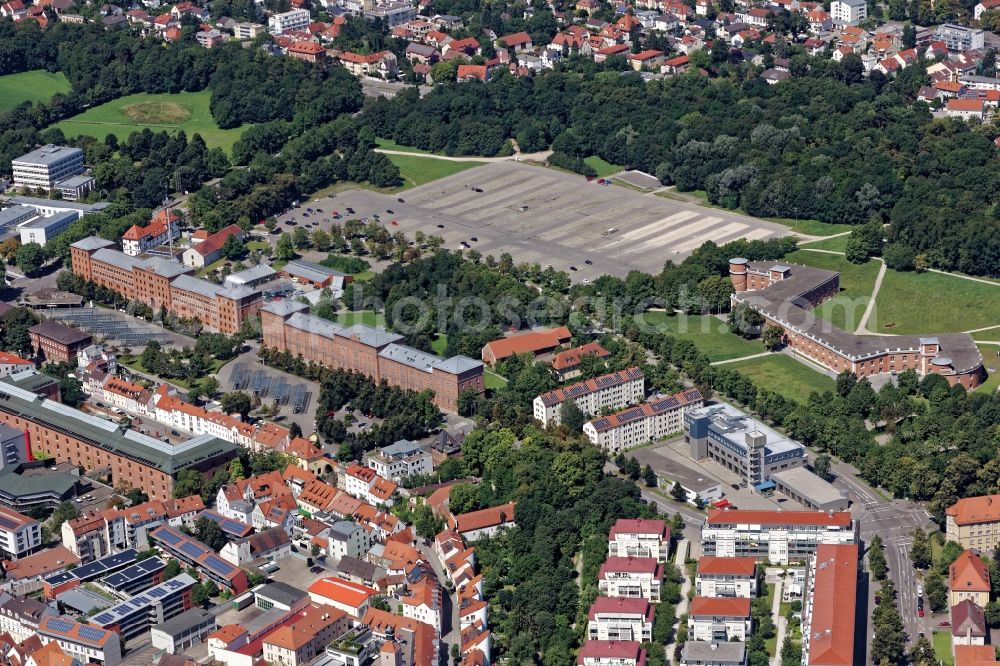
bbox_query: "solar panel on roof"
[592,418,609,430]
[91,613,114,625]
[204,555,235,576]
[166,578,185,589]
[180,542,204,558]
[46,618,74,633]
[156,529,183,546]
[148,586,167,598]
[221,519,247,534]
[78,626,108,642]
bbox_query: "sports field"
[784,250,880,332]
[635,311,764,362]
[725,354,835,403]
[386,154,486,190]
[0,70,71,114]
[52,90,247,153]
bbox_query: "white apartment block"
[0,505,41,559]
[608,518,670,561]
[533,367,645,427]
[694,557,757,598]
[687,597,752,642]
[364,439,433,481]
[598,557,663,603]
[12,145,85,190]
[701,510,857,565]
[401,580,442,635]
[328,520,370,560]
[584,388,703,452]
[830,0,866,24]
[587,597,654,642]
[268,7,310,33]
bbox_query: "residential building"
[181,224,243,269]
[448,502,516,542]
[29,321,91,364]
[830,0,865,24]
[0,352,33,379]
[800,544,858,666]
[577,641,646,666]
[150,607,216,654]
[950,551,991,608]
[307,577,377,618]
[88,574,197,641]
[328,520,370,560]
[11,146,85,191]
[148,527,248,594]
[481,326,571,365]
[269,7,310,33]
[937,23,985,51]
[220,527,292,565]
[701,509,857,564]
[955,645,1000,666]
[608,519,670,561]
[343,465,397,506]
[683,402,806,489]
[401,578,443,634]
[680,641,746,666]
[234,21,266,38]
[262,604,350,666]
[60,512,108,562]
[0,501,41,559]
[551,342,609,380]
[687,597,751,642]
[729,258,985,388]
[952,599,987,647]
[71,237,262,335]
[587,597,654,642]
[947,494,1000,549]
[585,389,704,452]
[362,608,440,666]
[695,557,757,598]
[0,595,56,641]
[37,616,121,666]
[364,440,433,481]
[121,209,181,256]
[947,98,987,120]
[598,557,663,602]
[0,422,29,472]
[533,368,646,427]
[338,51,399,77]
[260,300,483,411]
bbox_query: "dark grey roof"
[255,581,307,606]
[283,259,347,282]
[336,555,377,581]
[0,465,78,499]
[8,197,107,214]
[734,261,983,374]
[151,606,215,638]
[0,378,238,475]
[330,520,361,540]
[261,300,309,317]
[29,320,91,346]
[12,145,82,167]
[0,206,37,227]
[70,236,115,252]
[681,641,746,664]
[19,210,77,232]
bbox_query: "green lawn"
[431,333,448,356]
[873,269,1000,335]
[584,156,622,177]
[634,311,765,362]
[785,250,880,332]
[768,218,854,238]
[798,234,850,252]
[245,241,269,252]
[352,270,376,282]
[484,368,508,390]
[53,90,248,153]
[978,344,1000,393]
[932,630,953,666]
[725,354,835,403]
[972,326,1000,341]
[0,70,71,114]
[335,310,384,327]
[386,154,486,190]
[376,137,434,154]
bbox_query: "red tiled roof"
[804,544,858,666]
[950,551,990,593]
[706,509,852,527]
[289,41,326,54]
[696,556,757,577]
[193,224,241,257]
[577,641,645,665]
[609,518,668,539]
[689,596,751,618]
[499,30,531,45]
[599,556,662,577]
[0,352,32,366]
[587,597,654,621]
[457,64,488,80]
[551,342,609,371]
[948,98,986,111]
[308,577,376,608]
[482,326,571,361]
[452,502,516,534]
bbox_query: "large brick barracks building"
[261,300,484,411]
[729,258,985,389]
[70,237,262,335]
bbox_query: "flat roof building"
[12,145,85,191]
[19,210,77,246]
[770,467,849,512]
[89,574,197,641]
[702,509,857,565]
[151,607,217,654]
[683,401,806,489]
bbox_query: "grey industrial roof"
[225,264,276,285]
[55,588,113,615]
[5,370,59,396]
[380,439,423,457]
[681,641,746,663]
[378,343,440,373]
[70,237,115,251]
[0,465,78,498]
[261,300,309,316]
[0,206,37,227]
[432,355,483,374]
[56,174,95,188]
[172,273,227,299]
[336,555,377,581]
[20,211,77,232]
[153,606,216,638]
[688,402,804,458]
[735,260,984,373]
[284,312,404,349]
[13,145,82,166]
[770,467,847,505]
[255,581,307,606]
[283,259,346,282]
[0,378,238,475]
[8,197,107,214]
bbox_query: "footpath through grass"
[634,311,764,362]
[53,90,247,153]
[724,354,835,402]
[784,250,880,332]
[0,70,71,113]
[386,153,486,190]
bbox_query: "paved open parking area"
[297,162,791,280]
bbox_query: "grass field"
[584,156,622,177]
[798,233,850,252]
[0,70,71,114]
[53,90,247,153]
[376,137,433,154]
[785,250,880,332]
[978,344,1000,393]
[431,333,448,356]
[335,310,384,327]
[387,154,486,190]
[973,326,1000,341]
[873,269,1000,335]
[484,368,508,390]
[635,311,765,362]
[932,631,953,666]
[725,354,835,402]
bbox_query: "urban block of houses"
[598,556,663,602]
[687,597,752,642]
[608,518,670,561]
[533,367,646,428]
[694,557,758,598]
[584,388,703,452]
